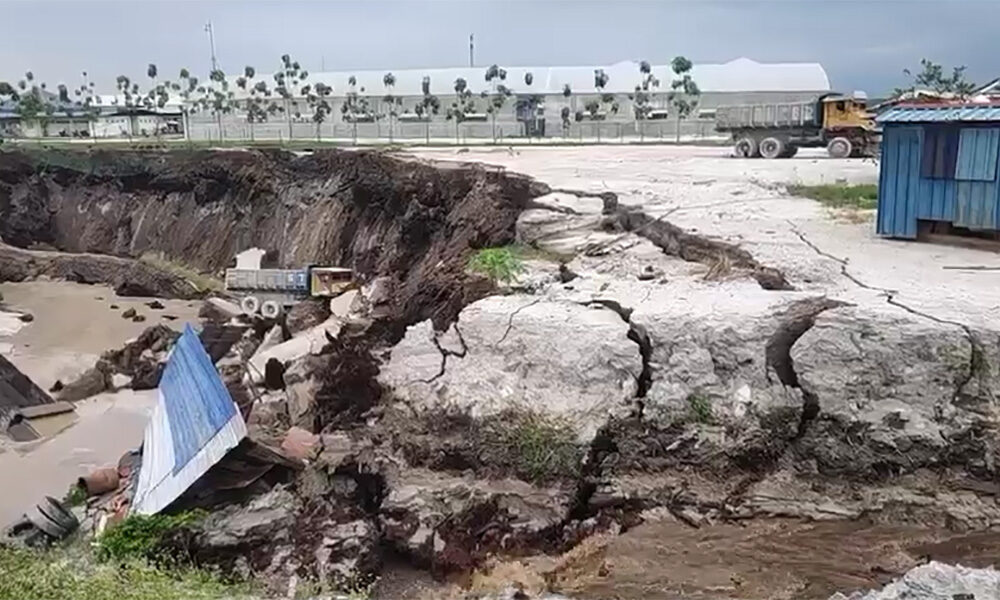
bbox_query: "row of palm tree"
[0,57,700,142]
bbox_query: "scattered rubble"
[830,561,1000,600]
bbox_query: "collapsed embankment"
[6,148,1000,599]
[0,148,546,329]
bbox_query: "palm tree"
[308,82,333,141]
[382,72,397,142]
[633,60,660,142]
[274,54,308,141]
[447,77,473,143]
[341,75,369,145]
[561,84,572,138]
[669,56,700,143]
[484,64,509,143]
[418,75,440,144]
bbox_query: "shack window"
[956,128,1000,182]
[921,126,959,179]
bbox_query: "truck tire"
[240,295,261,316]
[781,144,799,158]
[734,136,759,158]
[827,137,852,159]
[261,300,282,320]
[759,137,786,159]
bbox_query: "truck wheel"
[734,136,759,158]
[759,137,785,159]
[827,137,852,159]
[240,295,261,316]
[781,145,799,158]
[261,300,282,320]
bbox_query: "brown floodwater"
[0,281,200,525]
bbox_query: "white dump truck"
[225,266,354,318]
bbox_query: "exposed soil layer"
[0,148,547,330]
[0,242,203,300]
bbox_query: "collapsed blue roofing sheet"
[878,105,1000,123]
[132,324,246,515]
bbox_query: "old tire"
[827,137,852,159]
[240,295,261,316]
[759,137,786,159]
[734,136,759,158]
[261,300,282,320]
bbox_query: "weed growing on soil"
[139,252,223,293]
[788,184,878,210]
[468,247,525,284]
[687,392,713,424]
[62,483,87,507]
[481,411,582,483]
[0,545,247,600]
[97,510,207,563]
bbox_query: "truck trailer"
[715,93,877,159]
[225,266,354,318]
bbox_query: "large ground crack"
[765,297,848,438]
[584,299,652,402]
[791,225,985,403]
[611,208,793,291]
[420,324,469,384]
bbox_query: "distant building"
[191,57,833,141]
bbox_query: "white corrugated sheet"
[131,325,247,515]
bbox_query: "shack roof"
[877,103,1000,124]
[131,324,247,515]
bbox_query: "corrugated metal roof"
[878,105,1000,123]
[132,324,247,515]
[221,57,830,99]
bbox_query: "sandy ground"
[0,281,200,524]
[409,145,1000,329]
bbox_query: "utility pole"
[205,21,218,72]
[469,33,474,68]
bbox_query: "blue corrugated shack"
[875,104,1000,238]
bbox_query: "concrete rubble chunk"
[379,295,641,443]
[792,304,978,476]
[829,561,1000,600]
[248,318,340,385]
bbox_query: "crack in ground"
[791,225,986,404]
[419,323,469,384]
[578,299,653,400]
[612,208,793,291]
[493,298,542,346]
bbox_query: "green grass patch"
[481,411,582,483]
[62,483,87,508]
[0,545,248,600]
[96,510,207,563]
[139,252,223,294]
[468,247,526,284]
[687,392,714,424]
[787,183,878,210]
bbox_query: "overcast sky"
[2,0,997,96]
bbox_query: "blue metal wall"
[878,125,1000,238]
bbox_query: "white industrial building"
[186,57,832,141]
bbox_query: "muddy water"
[0,281,201,524]
[0,281,200,389]
[560,518,1000,600]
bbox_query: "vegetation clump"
[468,246,525,284]
[788,183,878,210]
[480,410,582,483]
[96,510,207,563]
